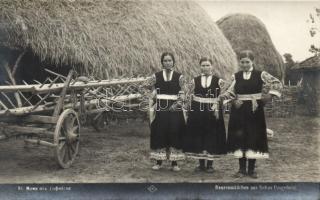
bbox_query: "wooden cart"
[0,69,150,168]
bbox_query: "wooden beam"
[0,77,150,93]
[44,68,67,79]
[0,94,141,116]
[11,50,26,77]
[30,92,52,111]
[0,92,16,108]
[48,76,61,88]
[18,91,33,106]
[53,70,74,117]
[24,139,56,147]
[22,115,58,124]
[4,64,22,107]
[1,125,53,136]
[0,100,8,110]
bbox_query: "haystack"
[0,0,238,82]
[217,13,284,79]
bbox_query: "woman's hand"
[169,101,182,112]
[218,95,224,102]
[211,103,219,119]
[214,110,219,119]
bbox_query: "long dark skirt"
[227,100,269,159]
[150,110,186,161]
[183,102,227,160]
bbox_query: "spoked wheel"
[54,109,80,168]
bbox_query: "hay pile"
[0,0,238,79]
[217,13,284,79]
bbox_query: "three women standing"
[148,50,282,178]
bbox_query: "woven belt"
[193,96,218,104]
[237,93,262,112]
[237,93,262,101]
[156,94,178,100]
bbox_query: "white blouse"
[243,67,254,80]
[162,70,173,82]
[221,69,283,100]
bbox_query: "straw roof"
[292,55,320,71]
[0,0,238,79]
[217,13,284,79]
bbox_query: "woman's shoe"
[152,164,162,170]
[233,170,247,178]
[206,167,214,173]
[194,166,206,172]
[172,165,181,172]
[248,171,258,179]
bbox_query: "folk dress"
[183,74,227,160]
[149,70,186,161]
[223,68,282,159]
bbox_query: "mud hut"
[283,53,302,86]
[292,55,320,115]
[217,13,284,80]
[0,0,238,85]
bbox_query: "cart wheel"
[54,109,80,168]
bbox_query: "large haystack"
[217,13,284,79]
[0,0,238,80]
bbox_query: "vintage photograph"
[0,0,319,197]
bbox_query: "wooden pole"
[11,50,26,77]
[0,100,8,110]
[0,77,150,93]
[44,68,67,80]
[0,92,16,108]
[3,50,26,107]
[0,93,142,116]
[53,70,74,117]
[24,139,57,147]
[4,64,22,107]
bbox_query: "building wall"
[303,71,320,115]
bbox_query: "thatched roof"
[292,55,320,71]
[217,13,284,79]
[0,0,238,79]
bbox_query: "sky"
[197,1,320,62]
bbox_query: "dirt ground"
[0,109,319,183]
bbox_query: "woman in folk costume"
[183,57,227,173]
[219,50,282,178]
[148,52,186,171]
